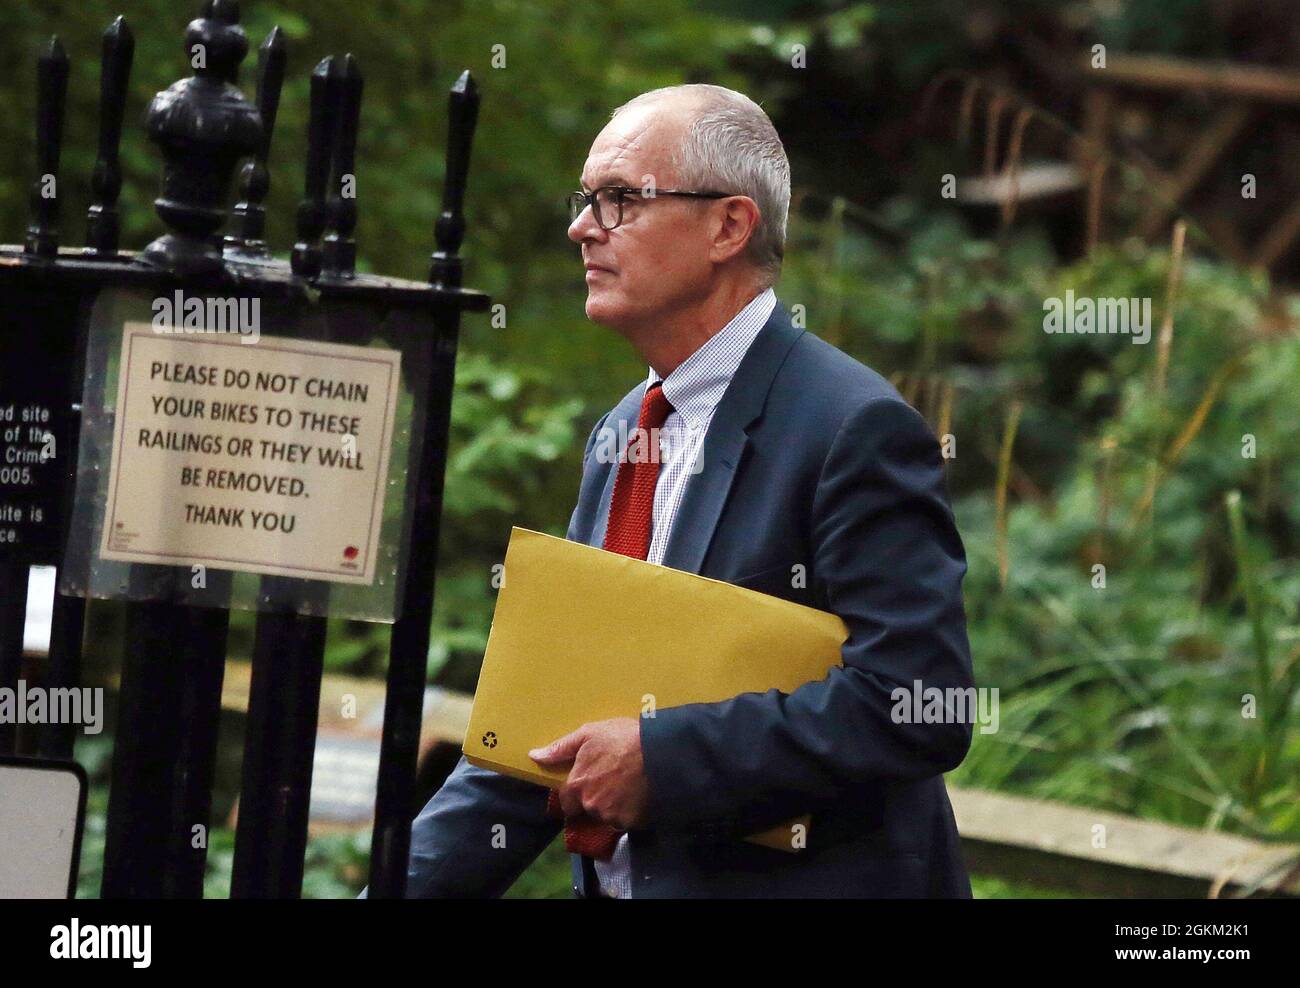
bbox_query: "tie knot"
[640,381,674,431]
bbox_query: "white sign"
[100,322,401,584]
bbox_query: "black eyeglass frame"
[568,185,732,231]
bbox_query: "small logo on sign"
[481,731,498,749]
[343,545,358,560]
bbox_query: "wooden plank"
[957,162,1083,205]
[1079,52,1300,104]
[950,786,1300,898]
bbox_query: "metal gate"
[0,0,488,898]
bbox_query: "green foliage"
[778,184,1298,846]
[943,270,1299,840]
[429,352,586,687]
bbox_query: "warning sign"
[100,322,401,584]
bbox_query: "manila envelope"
[463,527,848,852]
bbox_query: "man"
[396,83,975,898]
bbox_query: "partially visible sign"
[0,756,85,898]
[0,287,81,564]
[0,398,62,559]
[100,322,401,584]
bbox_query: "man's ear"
[709,195,762,265]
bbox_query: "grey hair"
[610,84,790,287]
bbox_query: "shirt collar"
[646,287,777,426]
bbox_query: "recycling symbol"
[481,731,498,749]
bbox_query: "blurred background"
[2,0,1297,898]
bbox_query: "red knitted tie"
[546,381,674,860]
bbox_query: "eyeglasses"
[567,185,732,231]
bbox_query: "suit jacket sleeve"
[398,756,559,898]
[391,411,613,897]
[638,396,975,837]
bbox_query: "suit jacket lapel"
[660,302,804,574]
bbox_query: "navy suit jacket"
[402,298,975,898]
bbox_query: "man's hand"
[530,717,650,830]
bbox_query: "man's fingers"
[534,724,603,820]
[529,724,589,765]
[557,781,586,819]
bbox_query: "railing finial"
[25,37,70,259]
[86,17,136,256]
[322,53,364,278]
[140,1,261,277]
[228,25,287,256]
[428,70,480,290]
[291,55,341,279]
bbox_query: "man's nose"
[568,203,607,245]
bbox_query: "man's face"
[568,101,715,329]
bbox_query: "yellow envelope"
[463,527,848,852]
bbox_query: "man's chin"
[584,290,629,328]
